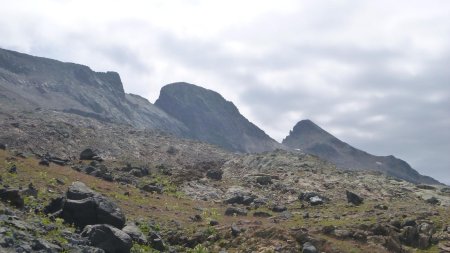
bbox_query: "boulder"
[299,192,325,206]
[302,242,318,253]
[0,188,24,208]
[45,181,126,229]
[231,223,241,237]
[271,205,287,213]
[149,231,165,251]
[425,197,440,205]
[253,211,272,217]
[206,168,223,180]
[39,158,50,166]
[256,175,272,185]
[81,224,132,253]
[8,165,17,174]
[346,191,363,205]
[400,226,419,247]
[225,207,247,216]
[141,184,163,194]
[309,196,324,206]
[224,192,255,206]
[122,223,147,244]
[80,148,99,160]
[0,143,7,150]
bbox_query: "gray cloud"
[0,0,449,184]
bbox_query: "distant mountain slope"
[282,120,440,184]
[155,82,281,153]
[0,48,187,135]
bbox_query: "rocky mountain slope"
[282,119,440,185]
[0,48,187,135]
[155,82,281,153]
[1,147,449,253]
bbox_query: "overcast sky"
[1,0,449,184]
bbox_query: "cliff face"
[0,48,187,135]
[155,82,281,153]
[283,120,440,185]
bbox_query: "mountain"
[282,119,440,184]
[155,82,281,153]
[0,48,187,135]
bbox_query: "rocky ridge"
[282,119,440,185]
[155,82,282,153]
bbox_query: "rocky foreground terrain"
[1,141,450,252]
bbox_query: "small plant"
[188,244,209,253]
[131,243,159,253]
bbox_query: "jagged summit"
[155,82,281,153]
[283,119,440,185]
[0,47,187,135]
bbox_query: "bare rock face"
[0,48,187,135]
[282,119,440,185]
[155,82,282,153]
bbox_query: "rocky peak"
[0,47,187,135]
[283,119,440,185]
[155,82,281,153]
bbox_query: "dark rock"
[384,235,404,253]
[130,169,143,178]
[271,205,287,212]
[122,223,147,244]
[8,165,17,174]
[209,220,219,226]
[39,158,50,166]
[256,175,272,185]
[299,192,325,205]
[416,184,436,190]
[0,143,6,150]
[80,148,98,160]
[81,224,132,253]
[0,188,24,208]
[346,190,363,205]
[149,231,165,251]
[31,239,62,252]
[418,234,431,249]
[231,223,241,237]
[441,187,450,194]
[22,183,38,198]
[401,219,417,228]
[253,211,272,217]
[190,214,203,222]
[334,229,352,239]
[48,181,126,229]
[141,184,163,194]
[425,197,440,205]
[372,224,390,236]
[374,204,388,210]
[400,226,419,247]
[206,168,223,180]
[302,242,318,253]
[224,193,255,206]
[322,225,335,235]
[225,207,247,216]
[67,181,95,200]
[44,197,65,216]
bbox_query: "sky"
[0,0,449,184]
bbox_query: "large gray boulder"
[45,181,126,229]
[81,224,132,253]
